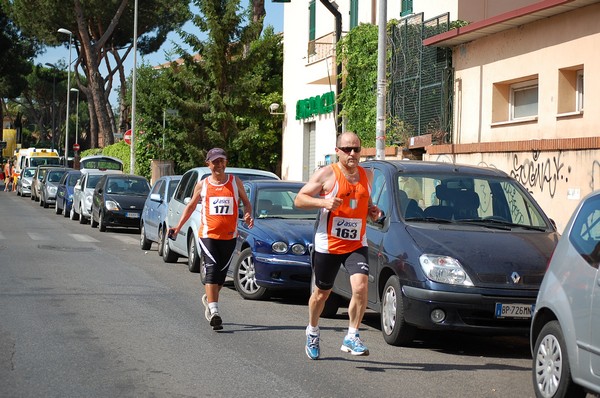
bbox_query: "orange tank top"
[314,163,371,254]
[199,175,239,240]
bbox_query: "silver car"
[531,190,600,398]
[163,167,279,272]
[16,167,36,197]
[71,170,120,223]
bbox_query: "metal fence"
[388,13,453,143]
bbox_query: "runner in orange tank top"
[169,148,253,330]
[295,132,382,359]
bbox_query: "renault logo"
[511,272,521,284]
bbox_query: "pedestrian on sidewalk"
[168,148,254,330]
[294,131,382,360]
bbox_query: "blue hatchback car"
[322,160,559,346]
[227,180,317,300]
[55,170,82,217]
[140,175,182,254]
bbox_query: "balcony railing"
[307,31,346,64]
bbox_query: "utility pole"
[375,0,387,159]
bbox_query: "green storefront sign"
[296,91,335,120]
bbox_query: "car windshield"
[106,178,150,196]
[80,157,123,171]
[31,157,61,167]
[23,169,35,178]
[254,187,317,219]
[393,173,550,229]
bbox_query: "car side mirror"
[184,197,191,205]
[150,193,161,202]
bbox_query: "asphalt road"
[0,188,542,398]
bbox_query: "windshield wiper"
[457,218,547,231]
[405,216,453,223]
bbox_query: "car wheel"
[55,201,62,215]
[98,212,106,232]
[381,275,416,346]
[40,195,45,207]
[310,271,340,318]
[157,226,165,257]
[140,223,152,250]
[79,209,87,224]
[187,235,201,273]
[63,204,70,218]
[161,233,178,263]
[532,320,585,398]
[90,210,98,228]
[70,205,79,221]
[17,188,20,196]
[233,248,270,300]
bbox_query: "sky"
[35,1,285,106]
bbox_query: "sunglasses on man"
[337,146,361,154]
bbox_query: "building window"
[510,80,538,120]
[492,75,538,125]
[401,0,413,17]
[557,66,583,116]
[577,70,584,112]
[350,0,359,29]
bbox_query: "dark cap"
[206,147,227,162]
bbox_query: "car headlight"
[272,241,289,254]
[49,187,57,195]
[290,243,306,255]
[105,200,120,211]
[68,193,73,200]
[419,254,474,286]
[85,195,93,206]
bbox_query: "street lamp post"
[45,63,58,151]
[71,87,80,169]
[70,88,79,146]
[130,0,139,175]
[58,28,72,167]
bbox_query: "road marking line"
[70,234,100,243]
[108,235,139,245]
[28,232,50,241]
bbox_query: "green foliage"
[336,23,379,147]
[80,141,133,174]
[131,1,284,175]
[0,7,36,99]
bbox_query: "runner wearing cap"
[169,147,254,330]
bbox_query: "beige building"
[280,0,599,231]
[424,0,600,231]
[280,0,535,181]
[280,0,541,180]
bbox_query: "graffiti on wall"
[510,151,567,198]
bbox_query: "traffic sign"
[124,129,132,145]
[73,143,80,151]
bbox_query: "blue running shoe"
[305,333,320,360]
[341,334,369,356]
